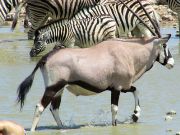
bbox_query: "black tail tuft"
[17,74,35,110]
[17,62,40,109]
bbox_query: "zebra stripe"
[74,0,159,37]
[30,15,116,57]
[24,0,107,39]
[166,0,180,13]
[0,0,20,25]
[165,0,180,35]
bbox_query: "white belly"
[65,84,97,96]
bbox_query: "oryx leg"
[31,81,66,131]
[111,90,120,126]
[122,86,141,122]
[50,90,64,128]
[131,87,141,122]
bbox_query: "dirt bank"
[153,4,178,27]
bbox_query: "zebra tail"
[11,1,27,31]
[17,61,41,110]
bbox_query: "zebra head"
[30,30,50,57]
[155,34,174,69]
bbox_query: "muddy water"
[0,26,180,135]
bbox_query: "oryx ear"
[153,34,171,45]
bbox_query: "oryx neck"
[132,43,158,82]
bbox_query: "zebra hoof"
[132,114,138,122]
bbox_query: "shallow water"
[0,25,180,135]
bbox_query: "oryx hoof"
[132,114,138,122]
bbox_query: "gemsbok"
[17,34,174,131]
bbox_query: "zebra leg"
[137,24,153,38]
[131,27,143,37]
[111,90,120,126]
[31,82,66,131]
[50,89,64,128]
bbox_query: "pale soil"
[152,4,179,27]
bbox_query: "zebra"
[30,15,117,57]
[0,0,23,25]
[165,0,180,13]
[164,0,180,36]
[73,0,160,37]
[11,0,114,40]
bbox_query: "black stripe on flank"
[68,81,106,93]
